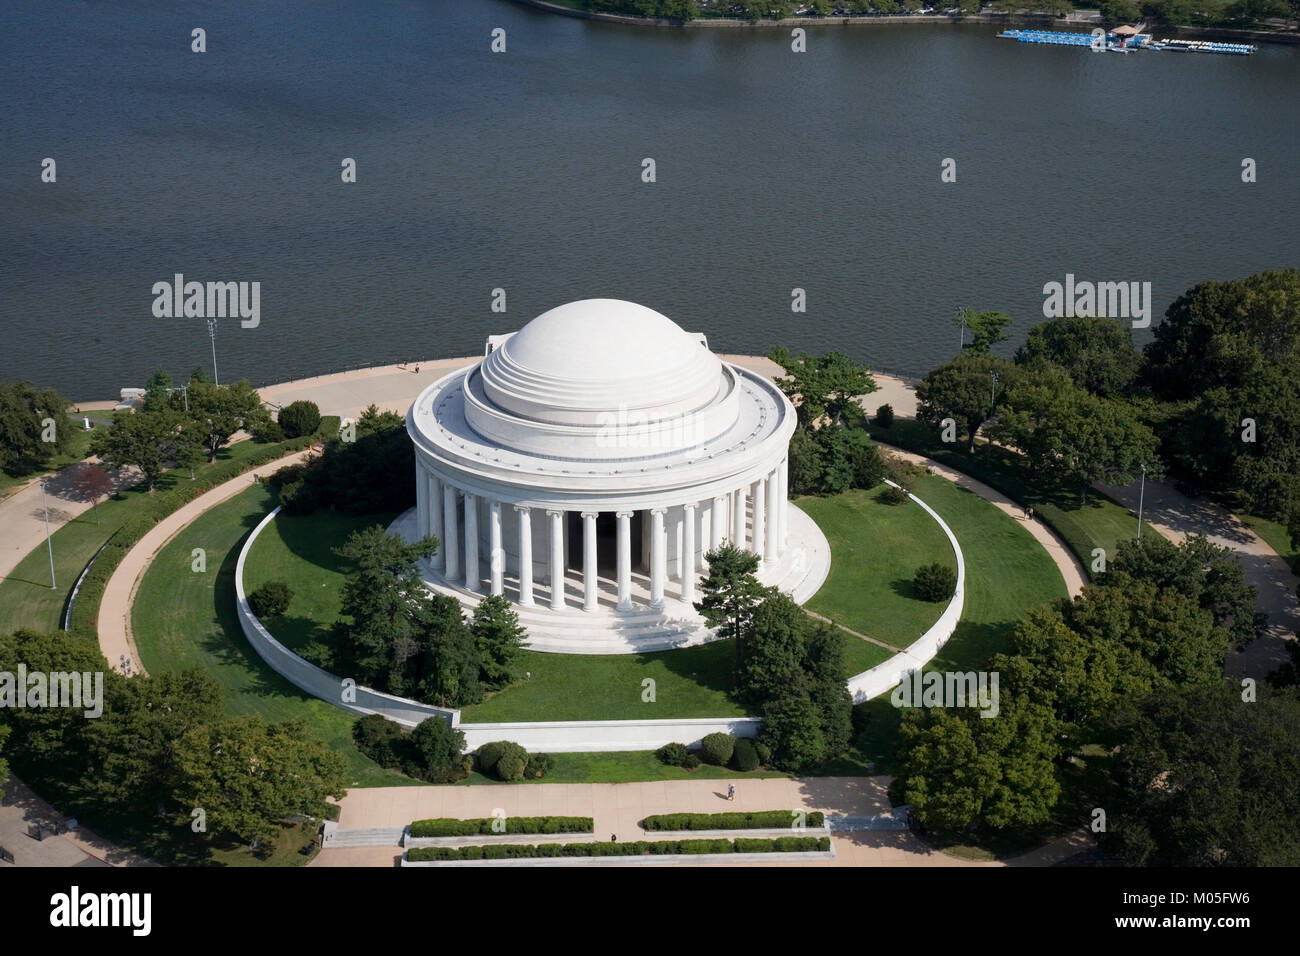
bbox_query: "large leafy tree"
[1100,684,1300,866]
[768,347,878,428]
[803,622,853,759]
[1015,316,1141,397]
[695,545,769,669]
[184,379,269,462]
[899,699,1061,833]
[992,367,1159,503]
[737,593,809,706]
[1141,268,1300,401]
[90,408,200,492]
[82,669,224,813]
[409,716,467,784]
[174,715,347,849]
[757,695,826,773]
[915,352,1017,453]
[0,381,73,476]
[954,308,1012,355]
[415,594,482,708]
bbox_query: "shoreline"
[509,0,1300,46]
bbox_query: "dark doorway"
[567,511,640,575]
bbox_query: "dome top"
[479,299,726,428]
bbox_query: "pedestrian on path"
[727,784,735,801]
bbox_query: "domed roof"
[479,299,726,427]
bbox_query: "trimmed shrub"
[351,714,404,769]
[682,753,701,770]
[755,742,772,766]
[476,741,508,775]
[524,752,554,779]
[251,419,285,443]
[875,403,895,428]
[247,580,292,618]
[477,740,528,780]
[699,732,735,767]
[278,400,322,438]
[913,562,957,603]
[405,836,830,862]
[641,811,825,831]
[495,753,526,781]
[879,484,910,506]
[656,742,690,766]
[731,738,760,772]
[409,816,592,838]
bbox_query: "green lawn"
[458,751,787,785]
[130,486,416,789]
[843,472,1070,775]
[799,485,954,649]
[0,425,96,498]
[0,437,289,637]
[1240,512,1297,573]
[867,418,1139,577]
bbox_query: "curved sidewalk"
[878,443,1087,598]
[95,449,311,675]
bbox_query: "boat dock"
[997,29,1255,55]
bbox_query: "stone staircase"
[320,822,405,848]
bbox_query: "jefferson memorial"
[399,299,830,653]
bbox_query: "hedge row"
[641,810,825,831]
[406,836,830,861]
[409,816,593,838]
[64,435,317,637]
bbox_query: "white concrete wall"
[457,717,761,753]
[844,480,966,703]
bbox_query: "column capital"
[682,502,696,513]
[514,504,531,514]
[580,511,599,520]
[650,506,667,516]
[546,509,564,518]
[616,511,635,519]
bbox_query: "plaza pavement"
[0,772,155,868]
[310,775,1091,868]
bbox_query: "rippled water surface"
[3,0,1297,397]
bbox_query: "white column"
[516,506,534,606]
[711,495,726,551]
[752,477,766,564]
[548,510,565,611]
[442,484,459,581]
[489,501,504,596]
[581,512,599,612]
[616,511,633,611]
[732,486,746,550]
[429,474,444,571]
[682,503,697,604]
[766,468,780,561]
[650,508,666,608]
[463,492,479,590]
[415,463,428,542]
[779,456,789,549]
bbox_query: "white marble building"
[400,299,829,653]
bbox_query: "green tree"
[409,716,467,784]
[768,347,878,428]
[184,379,268,462]
[757,695,826,772]
[82,669,224,813]
[695,545,769,669]
[803,622,853,759]
[1015,316,1141,396]
[915,353,1017,453]
[0,724,8,804]
[174,715,348,849]
[333,526,439,686]
[738,594,809,706]
[955,308,1012,355]
[277,400,321,439]
[89,408,200,492]
[470,594,527,690]
[1100,684,1300,866]
[1098,0,1142,20]
[143,367,174,412]
[416,594,483,707]
[0,381,73,476]
[993,367,1159,503]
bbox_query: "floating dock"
[998,29,1255,55]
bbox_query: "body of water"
[3,0,1298,399]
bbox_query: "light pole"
[1136,463,1147,541]
[989,370,999,416]
[207,318,219,386]
[41,479,55,589]
[957,308,967,351]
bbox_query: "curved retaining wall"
[844,479,965,703]
[236,474,965,748]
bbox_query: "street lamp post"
[41,480,55,589]
[1136,463,1147,541]
[207,318,219,386]
[958,309,967,351]
[989,370,999,416]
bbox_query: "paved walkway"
[95,449,312,675]
[310,776,1085,868]
[0,773,155,867]
[879,444,1087,598]
[1097,478,1300,679]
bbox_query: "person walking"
[727,784,735,802]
